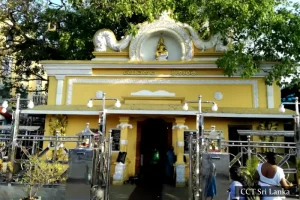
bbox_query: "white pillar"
[55,75,65,105]
[267,85,274,108]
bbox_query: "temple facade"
[23,12,294,186]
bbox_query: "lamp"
[87,100,93,108]
[2,101,8,108]
[211,103,218,112]
[279,104,285,113]
[1,107,7,113]
[182,102,189,111]
[114,99,121,108]
[27,100,34,109]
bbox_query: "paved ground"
[0,177,298,200]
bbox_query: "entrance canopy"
[22,104,294,119]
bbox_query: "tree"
[0,0,300,96]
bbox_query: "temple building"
[23,12,294,186]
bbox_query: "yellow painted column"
[119,116,130,152]
[113,116,131,185]
[173,117,187,187]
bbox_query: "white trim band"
[21,109,293,119]
[177,141,184,147]
[267,85,274,108]
[120,140,128,145]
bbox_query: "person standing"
[165,147,175,184]
[204,156,217,200]
[255,152,293,200]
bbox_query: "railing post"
[7,93,21,183]
[189,132,194,200]
[247,135,251,160]
[53,131,59,162]
[105,130,112,200]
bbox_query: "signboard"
[184,131,196,154]
[111,129,121,151]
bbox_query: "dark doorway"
[228,125,252,166]
[129,118,171,200]
[138,118,171,183]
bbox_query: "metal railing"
[188,131,297,200]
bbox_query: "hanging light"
[114,100,121,108]
[2,101,8,108]
[87,100,93,108]
[182,102,189,111]
[278,104,285,113]
[211,103,218,112]
[1,107,7,113]
[27,100,34,109]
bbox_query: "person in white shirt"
[254,152,293,200]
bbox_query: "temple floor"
[0,177,298,199]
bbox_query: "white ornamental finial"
[172,125,189,130]
[117,123,133,129]
[158,10,173,21]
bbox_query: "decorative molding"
[214,92,223,100]
[129,16,194,61]
[116,123,133,129]
[172,125,189,130]
[67,78,259,108]
[55,76,65,105]
[21,109,293,119]
[175,164,185,183]
[120,140,128,145]
[177,141,184,147]
[42,62,273,77]
[131,90,175,97]
[267,85,274,108]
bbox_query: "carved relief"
[92,11,228,58]
[93,29,132,52]
[129,13,194,61]
[123,70,155,75]
[170,70,196,76]
[183,24,228,52]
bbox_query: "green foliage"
[0,0,300,93]
[20,155,67,199]
[241,156,260,200]
[48,115,68,136]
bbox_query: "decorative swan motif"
[183,24,218,51]
[172,125,189,130]
[116,123,133,129]
[93,29,132,52]
[183,24,229,52]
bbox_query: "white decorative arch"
[129,17,194,61]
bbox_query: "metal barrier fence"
[188,130,297,200]
[0,128,113,200]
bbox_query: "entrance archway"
[136,118,172,184]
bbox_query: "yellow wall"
[46,68,281,109]
[44,113,287,179]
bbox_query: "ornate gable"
[92,11,228,61]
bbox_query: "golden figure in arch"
[155,36,168,60]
